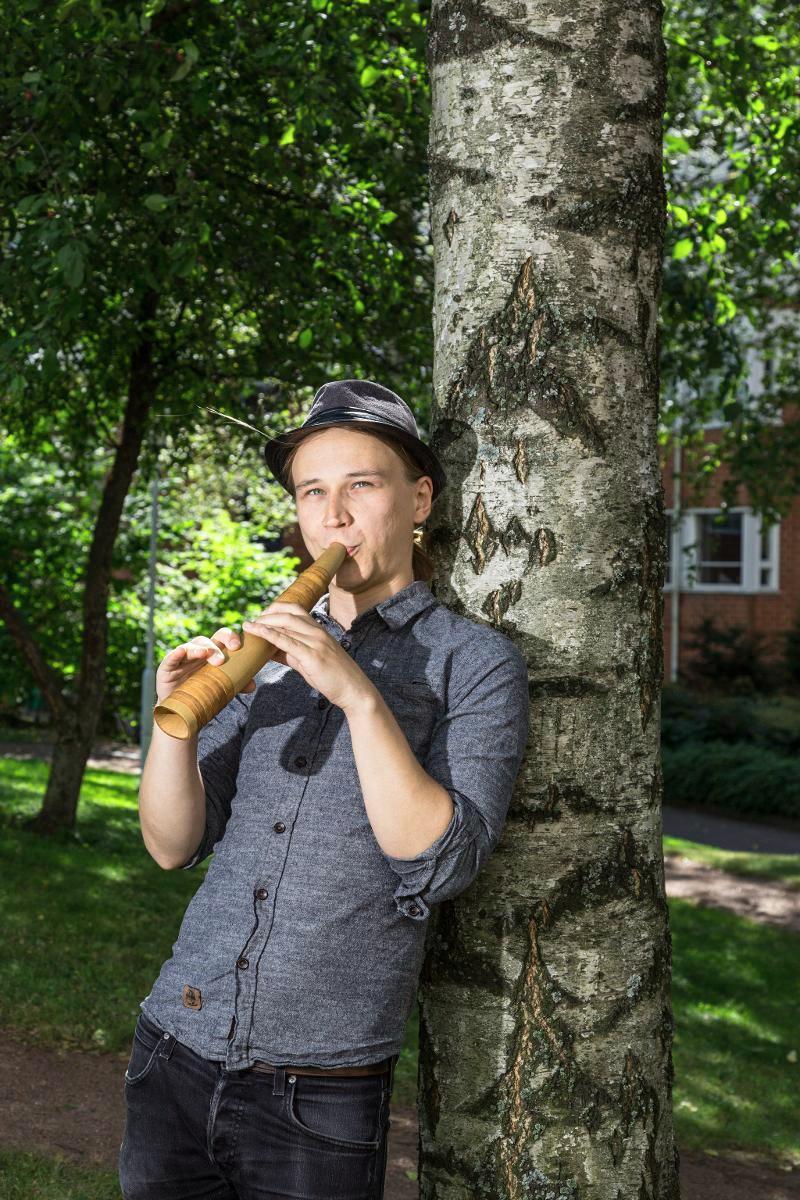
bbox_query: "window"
[696,511,742,585]
[664,508,779,593]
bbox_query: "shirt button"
[317,697,328,710]
[274,821,286,834]
[255,888,268,900]
[294,755,307,768]
[236,956,249,969]
[408,904,421,916]
[340,637,352,650]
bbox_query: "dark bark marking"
[465,491,499,573]
[529,526,557,567]
[444,255,607,457]
[443,207,459,245]
[427,0,573,69]
[528,674,610,700]
[499,513,529,555]
[512,438,528,483]
[428,151,494,193]
[482,578,522,623]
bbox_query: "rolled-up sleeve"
[178,693,251,870]
[381,643,530,920]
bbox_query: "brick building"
[661,414,798,685]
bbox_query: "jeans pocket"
[124,1012,164,1087]
[286,1074,387,1150]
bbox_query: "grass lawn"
[663,833,800,889]
[1,756,798,1184]
[0,1150,120,1199]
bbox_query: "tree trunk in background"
[422,1,675,1197]
[18,291,159,834]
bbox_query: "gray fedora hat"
[263,378,447,501]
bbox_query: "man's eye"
[304,481,372,496]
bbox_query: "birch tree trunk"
[421,1,676,1197]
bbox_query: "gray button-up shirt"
[140,579,530,1070]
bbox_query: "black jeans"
[119,1009,397,1199]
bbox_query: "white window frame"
[664,506,780,593]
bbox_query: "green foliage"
[662,684,800,753]
[662,738,800,818]
[1,0,434,449]
[0,427,301,733]
[661,683,800,819]
[662,0,800,521]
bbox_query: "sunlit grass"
[668,898,799,1166]
[663,834,800,888]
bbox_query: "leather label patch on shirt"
[182,985,202,1009]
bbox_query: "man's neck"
[327,574,415,631]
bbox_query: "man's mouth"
[345,545,359,556]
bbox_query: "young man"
[120,379,530,1199]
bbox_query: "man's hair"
[283,421,437,582]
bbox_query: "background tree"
[0,0,431,833]
[421,0,678,1196]
[661,0,800,522]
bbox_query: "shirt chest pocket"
[378,680,441,760]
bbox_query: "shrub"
[662,739,800,820]
[680,616,784,694]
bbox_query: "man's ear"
[415,476,433,521]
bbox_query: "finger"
[167,643,225,665]
[243,621,306,649]
[213,627,241,650]
[253,601,313,621]
[251,611,317,631]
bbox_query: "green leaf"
[170,40,200,82]
[751,35,780,52]
[672,238,694,261]
[359,66,381,88]
[279,125,296,146]
[17,195,48,216]
[55,242,86,288]
[378,210,398,225]
[669,204,690,225]
[144,194,170,212]
[297,328,313,349]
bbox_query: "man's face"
[290,427,432,586]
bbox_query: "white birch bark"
[421,0,677,1196]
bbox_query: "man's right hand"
[156,627,256,705]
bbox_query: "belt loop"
[272,1064,286,1096]
[157,1032,177,1061]
[388,1053,398,1098]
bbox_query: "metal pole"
[139,459,160,770]
[670,423,682,684]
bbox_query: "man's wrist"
[340,680,381,719]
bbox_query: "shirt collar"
[311,579,437,632]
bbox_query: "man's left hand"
[242,602,375,713]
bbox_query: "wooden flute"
[153,541,348,740]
